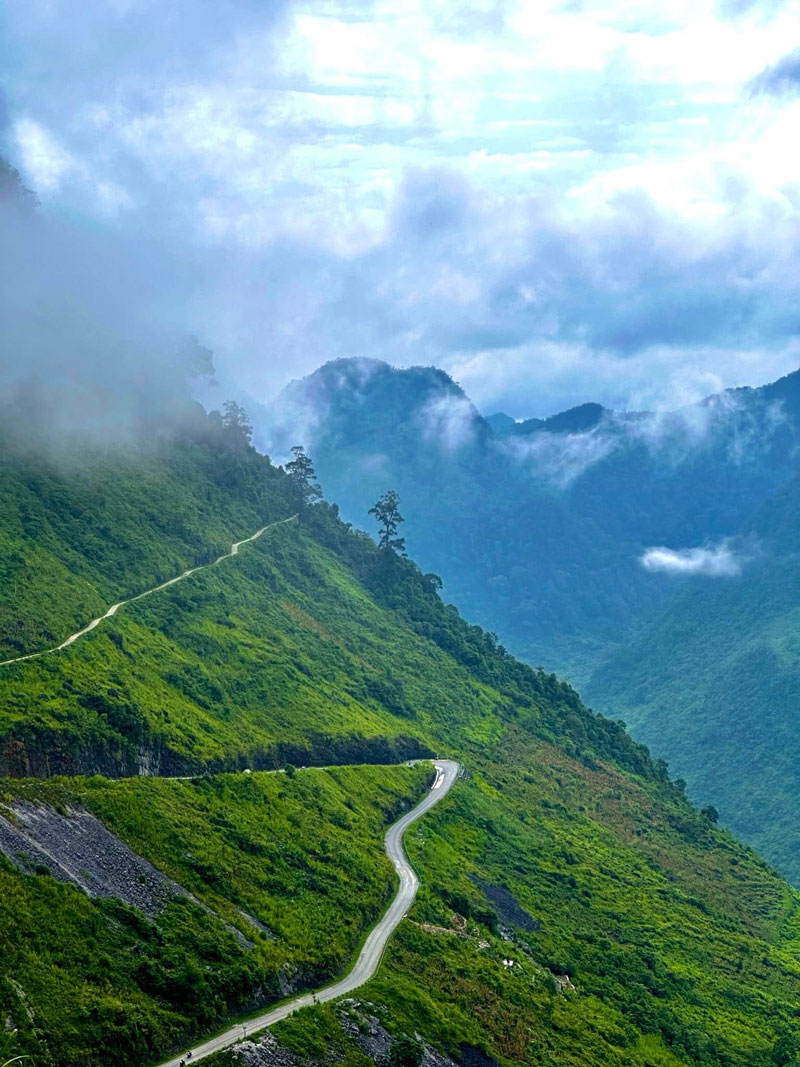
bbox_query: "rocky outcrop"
[0,800,194,916]
[0,800,252,947]
[338,1001,461,1067]
[0,728,191,779]
[232,1032,299,1067]
[229,1000,459,1067]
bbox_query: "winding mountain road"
[0,515,298,668]
[3,515,461,1062]
[157,758,460,1067]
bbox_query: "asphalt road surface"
[156,758,460,1067]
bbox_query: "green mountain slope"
[0,413,640,779]
[585,469,800,884]
[1,419,800,1067]
[262,358,800,685]
[0,416,293,664]
[0,763,430,1066]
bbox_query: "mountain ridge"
[255,357,800,881]
[3,415,800,1066]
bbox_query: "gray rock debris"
[233,1032,298,1067]
[238,907,276,939]
[0,801,253,947]
[0,801,188,916]
[229,1000,459,1067]
[337,1000,458,1067]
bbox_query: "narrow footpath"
[156,758,460,1067]
[0,515,298,668]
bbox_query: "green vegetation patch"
[357,740,800,1067]
[0,762,430,1067]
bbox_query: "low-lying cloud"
[500,425,618,489]
[418,392,480,453]
[493,387,788,490]
[640,542,745,577]
[0,160,210,444]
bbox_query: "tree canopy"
[369,490,406,555]
[221,400,253,446]
[284,445,323,508]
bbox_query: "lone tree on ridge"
[369,490,406,556]
[284,445,323,508]
[221,400,253,446]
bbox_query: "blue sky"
[3,0,800,417]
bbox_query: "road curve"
[156,759,460,1067]
[0,515,298,668]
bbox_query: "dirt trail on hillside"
[0,515,298,668]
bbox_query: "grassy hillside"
[211,735,800,1067]
[0,763,430,1066]
[1,418,800,1067]
[586,470,800,884]
[0,414,292,663]
[0,415,644,779]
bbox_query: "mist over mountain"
[261,357,800,681]
[259,357,800,880]
[7,1,800,1062]
[3,170,800,1062]
[0,158,218,449]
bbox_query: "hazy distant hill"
[262,358,800,685]
[585,466,800,882]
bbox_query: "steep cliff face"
[0,729,181,778]
[0,727,430,780]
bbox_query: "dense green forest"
[586,468,800,883]
[1,411,800,1067]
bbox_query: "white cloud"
[14,118,80,193]
[418,392,479,452]
[501,426,618,488]
[448,339,800,420]
[5,0,800,412]
[640,542,745,576]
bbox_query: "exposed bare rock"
[0,801,190,915]
[0,801,253,947]
[276,962,302,998]
[553,974,576,994]
[238,907,277,939]
[232,1032,299,1067]
[227,1001,460,1067]
[337,1000,459,1067]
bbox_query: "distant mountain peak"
[486,412,517,434]
[511,401,610,437]
[263,357,486,458]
